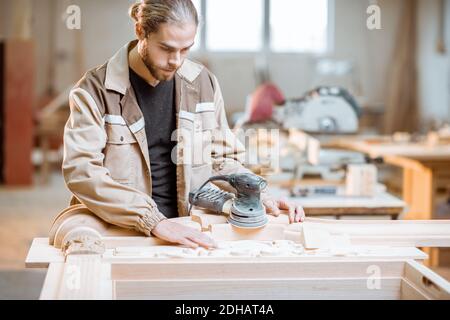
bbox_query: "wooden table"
[266,179,406,220]
[328,136,450,266]
[25,211,450,300]
[328,136,450,221]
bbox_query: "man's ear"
[135,23,146,40]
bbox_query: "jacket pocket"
[196,102,217,130]
[104,124,138,185]
[190,163,212,191]
[194,103,218,167]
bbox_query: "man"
[61,0,304,249]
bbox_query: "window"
[270,0,329,53]
[206,0,264,52]
[192,0,331,53]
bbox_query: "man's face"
[137,22,197,81]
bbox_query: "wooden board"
[36,253,450,300]
[40,255,112,300]
[114,278,402,300]
[110,260,407,281]
[26,215,450,300]
[27,217,450,268]
[403,260,450,300]
[25,238,64,268]
[296,218,450,249]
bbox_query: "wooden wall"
[0,40,34,185]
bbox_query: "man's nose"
[168,51,181,68]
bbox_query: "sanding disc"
[228,211,269,229]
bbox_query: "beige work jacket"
[62,40,250,236]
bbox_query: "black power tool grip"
[188,173,268,219]
[188,188,234,214]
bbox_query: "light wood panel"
[114,278,402,300]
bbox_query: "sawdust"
[113,240,306,258]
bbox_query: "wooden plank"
[25,238,64,268]
[114,278,401,300]
[57,254,107,300]
[99,263,113,300]
[105,231,450,251]
[42,257,450,300]
[111,260,405,281]
[103,236,171,248]
[404,260,450,300]
[350,236,450,248]
[400,279,430,300]
[39,263,65,300]
[30,215,449,268]
[103,247,426,264]
[302,208,402,217]
[292,218,450,249]
[39,256,112,300]
[32,243,448,300]
[294,218,450,235]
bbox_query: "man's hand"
[151,220,217,249]
[262,194,305,224]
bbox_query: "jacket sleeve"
[62,87,167,236]
[210,75,253,177]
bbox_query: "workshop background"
[1,0,450,299]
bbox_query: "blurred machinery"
[235,85,380,197]
[276,86,361,134]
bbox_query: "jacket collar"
[105,40,204,95]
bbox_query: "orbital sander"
[188,173,269,229]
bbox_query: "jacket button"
[120,136,124,142]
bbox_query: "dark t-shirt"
[129,68,178,218]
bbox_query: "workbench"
[266,178,406,220]
[26,209,450,300]
[268,181,406,220]
[328,136,450,220]
[328,136,450,266]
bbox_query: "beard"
[140,45,179,82]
